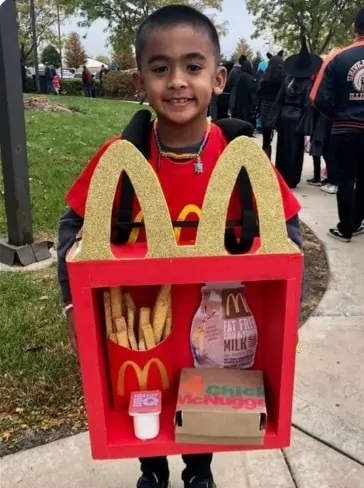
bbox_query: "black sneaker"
[306,178,322,186]
[328,228,351,242]
[184,476,216,488]
[137,475,169,488]
[353,221,364,236]
[321,178,329,186]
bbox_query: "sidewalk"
[1,155,364,487]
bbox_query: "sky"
[61,0,271,60]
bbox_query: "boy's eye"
[152,66,168,73]
[187,64,203,73]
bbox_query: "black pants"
[140,454,213,482]
[262,128,273,159]
[313,156,321,180]
[325,135,339,185]
[332,131,364,237]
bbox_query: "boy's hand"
[66,307,78,354]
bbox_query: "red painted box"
[67,137,303,459]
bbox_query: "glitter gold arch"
[73,136,299,262]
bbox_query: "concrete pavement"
[1,154,364,487]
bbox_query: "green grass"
[0,96,142,238]
[0,96,142,449]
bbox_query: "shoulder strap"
[114,109,153,243]
[215,118,258,254]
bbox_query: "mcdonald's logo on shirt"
[128,204,202,244]
[117,358,169,396]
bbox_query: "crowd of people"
[35,63,108,98]
[211,7,364,242]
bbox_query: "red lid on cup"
[129,390,162,416]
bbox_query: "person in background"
[44,63,53,94]
[99,64,106,85]
[82,65,93,97]
[52,70,61,95]
[257,54,285,158]
[21,62,27,93]
[225,54,248,116]
[310,12,364,242]
[256,51,284,133]
[91,75,97,98]
[267,37,322,188]
[232,59,255,122]
[306,106,336,190]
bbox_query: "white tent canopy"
[85,58,108,69]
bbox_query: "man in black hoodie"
[225,54,247,117]
[310,8,364,242]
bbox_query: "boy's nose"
[168,71,188,89]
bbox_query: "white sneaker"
[320,184,337,194]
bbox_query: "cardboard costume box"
[66,136,303,459]
[175,368,266,445]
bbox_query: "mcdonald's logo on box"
[117,358,169,396]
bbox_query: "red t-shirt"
[66,124,300,243]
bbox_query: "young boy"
[57,5,302,488]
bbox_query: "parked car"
[57,69,74,79]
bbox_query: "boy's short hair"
[135,4,221,68]
[355,7,364,36]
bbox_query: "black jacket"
[257,77,283,126]
[310,39,364,132]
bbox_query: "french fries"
[103,285,173,351]
[103,290,114,336]
[152,285,171,343]
[110,286,123,320]
[142,323,156,349]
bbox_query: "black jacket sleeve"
[57,208,84,303]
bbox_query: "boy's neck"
[156,114,208,148]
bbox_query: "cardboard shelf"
[95,401,285,459]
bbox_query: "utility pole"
[29,0,40,92]
[0,0,51,266]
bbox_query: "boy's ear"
[132,71,146,99]
[213,66,227,96]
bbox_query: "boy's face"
[133,25,226,126]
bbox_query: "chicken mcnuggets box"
[175,368,266,445]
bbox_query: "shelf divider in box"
[85,253,302,289]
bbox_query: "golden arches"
[74,140,176,261]
[129,204,202,244]
[72,136,299,262]
[117,358,169,396]
[195,136,297,255]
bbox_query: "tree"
[74,0,228,50]
[112,50,136,70]
[64,32,87,69]
[17,0,73,65]
[41,44,61,67]
[95,55,111,65]
[109,28,136,70]
[246,0,362,55]
[231,38,254,62]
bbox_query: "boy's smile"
[134,25,226,145]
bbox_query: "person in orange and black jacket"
[310,8,364,242]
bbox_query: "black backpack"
[114,109,258,254]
